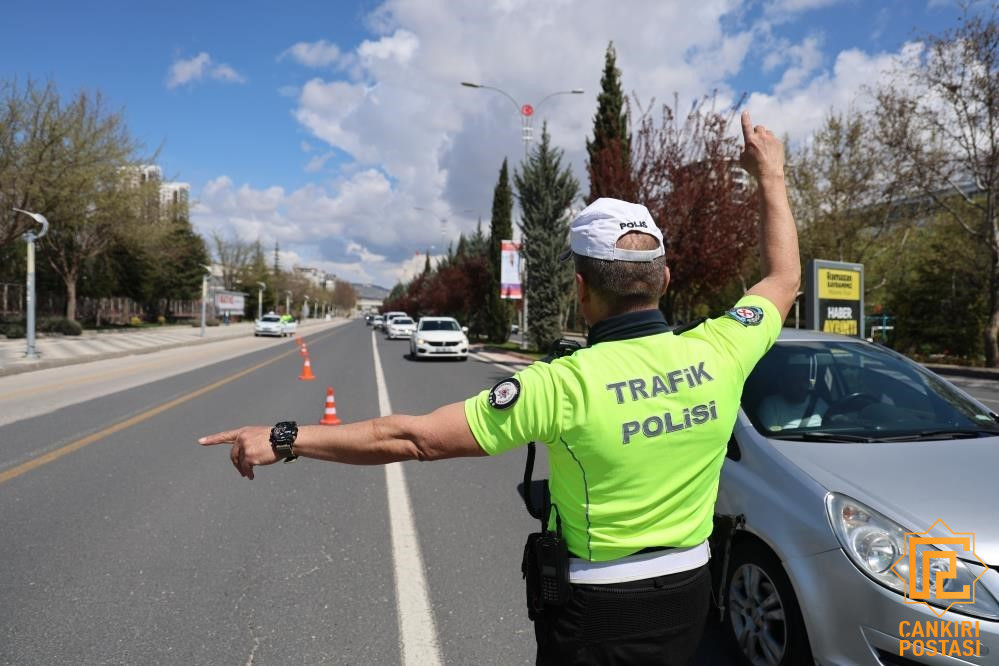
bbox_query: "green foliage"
[486,159,514,342]
[586,42,633,203]
[3,323,25,339]
[885,215,988,359]
[38,317,82,335]
[514,125,580,351]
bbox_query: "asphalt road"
[2,320,996,665]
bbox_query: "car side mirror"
[461,326,468,334]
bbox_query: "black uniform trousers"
[534,564,711,666]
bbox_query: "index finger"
[741,110,752,143]
[199,429,242,446]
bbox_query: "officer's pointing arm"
[740,110,801,320]
[199,402,487,478]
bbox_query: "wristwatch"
[270,421,299,463]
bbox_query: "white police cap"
[559,198,666,263]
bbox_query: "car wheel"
[723,541,813,666]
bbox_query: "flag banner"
[500,240,522,300]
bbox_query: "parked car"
[254,314,290,337]
[410,317,469,360]
[386,316,417,340]
[710,328,999,665]
[371,315,385,330]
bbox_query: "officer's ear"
[576,272,590,306]
[661,264,671,296]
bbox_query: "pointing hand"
[739,110,785,181]
[199,426,276,480]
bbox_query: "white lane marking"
[372,332,443,666]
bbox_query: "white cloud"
[189,0,934,287]
[166,52,246,89]
[279,39,344,68]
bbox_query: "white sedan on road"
[386,316,417,339]
[409,317,469,360]
[254,314,288,337]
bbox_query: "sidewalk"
[0,319,339,377]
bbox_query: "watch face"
[270,421,298,445]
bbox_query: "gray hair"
[573,231,667,311]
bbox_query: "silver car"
[713,329,999,665]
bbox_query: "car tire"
[723,541,813,666]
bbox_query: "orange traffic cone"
[295,335,303,346]
[300,342,309,357]
[298,356,316,381]
[319,387,342,425]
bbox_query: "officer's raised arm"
[740,110,801,320]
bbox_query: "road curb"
[0,320,348,378]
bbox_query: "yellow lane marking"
[0,328,342,485]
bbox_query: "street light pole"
[460,83,584,349]
[257,282,266,321]
[286,291,292,316]
[12,209,49,360]
[413,207,474,260]
[200,264,212,338]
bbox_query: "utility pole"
[12,209,50,359]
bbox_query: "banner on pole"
[500,240,522,300]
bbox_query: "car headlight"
[416,337,426,345]
[826,493,999,620]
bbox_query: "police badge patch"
[488,377,521,409]
[725,306,764,326]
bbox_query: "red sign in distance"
[521,104,534,117]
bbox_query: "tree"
[874,2,999,365]
[331,280,357,315]
[514,124,579,351]
[212,232,252,290]
[631,93,757,323]
[788,111,909,271]
[485,159,514,342]
[35,91,144,321]
[586,43,634,203]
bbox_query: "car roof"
[419,316,457,321]
[775,327,869,343]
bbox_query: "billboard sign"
[806,259,864,338]
[214,290,245,313]
[500,240,522,300]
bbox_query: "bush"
[38,317,83,336]
[4,324,25,339]
[129,316,143,327]
[156,315,166,325]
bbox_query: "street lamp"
[460,82,584,157]
[303,294,311,320]
[413,207,475,255]
[460,82,584,348]
[256,282,266,321]
[200,264,212,338]
[11,209,49,359]
[285,291,292,317]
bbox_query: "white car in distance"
[386,316,416,339]
[254,314,288,337]
[410,317,469,360]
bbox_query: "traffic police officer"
[199,110,800,664]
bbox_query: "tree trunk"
[65,273,78,322]
[987,245,999,368]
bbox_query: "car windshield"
[260,316,281,323]
[742,340,999,442]
[420,320,459,331]
[394,318,413,325]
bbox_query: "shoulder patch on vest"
[488,377,521,409]
[724,306,764,326]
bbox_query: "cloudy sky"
[2,0,968,288]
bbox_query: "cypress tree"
[514,124,579,351]
[586,42,633,203]
[485,158,514,342]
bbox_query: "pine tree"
[514,124,579,351]
[272,241,280,276]
[423,252,432,276]
[485,159,514,342]
[586,42,633,203]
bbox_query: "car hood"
[416,331,464,341]
[769,436,999,565]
